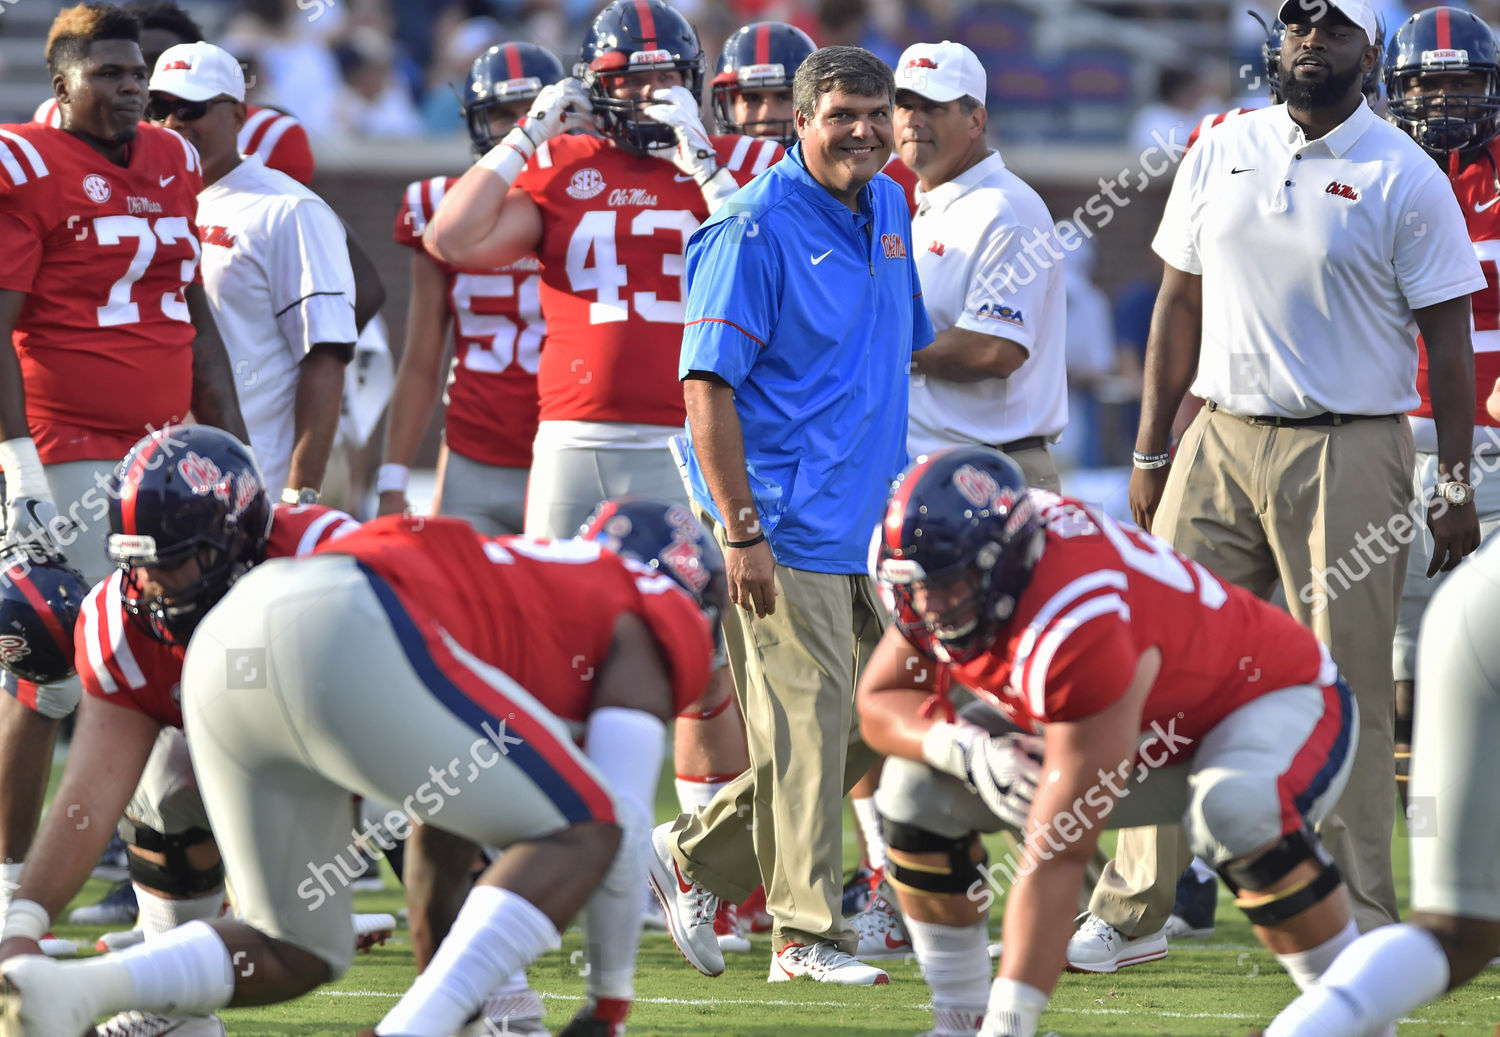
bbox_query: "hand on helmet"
[1,495,67,563]
[641,85,719,183]
[517,78,593,146]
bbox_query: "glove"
[640,85,719,183]
[922,722,1043,829]
[516,78,593,147]
[1,496,64,560]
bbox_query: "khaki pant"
[1090,406,1412,934]
[668,505,884,953]
[1006,444,1061,494]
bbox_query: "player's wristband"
[2,898,49,943]
[0,438,50,500]
[725,531,765,549]
[476,127,535,183]
[375,463,410,495]
[986,978,1049,1037]
[1132,450,1171,471]
[699,166,739,215]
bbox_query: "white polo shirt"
[195,154,356,494]
[1156,102,1483,418]
[907,151,1068,458]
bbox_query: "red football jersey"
[881,153,920,216]
[513,133,782,426]
[1411,138,1500,430]
[36,98,313,185]
[1185,107,1257,151]
[942,494,1331,755]
[76,504,360,729]
[394,176,541,468]
[318,516,713,722]
[0,122,205,464]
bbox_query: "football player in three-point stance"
[857,448,1361,1037]
[0,497,724,1037]
[0,1,247,943]
[425,0,774,942]
[379,42,565,536]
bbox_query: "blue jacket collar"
[779,143,875,219]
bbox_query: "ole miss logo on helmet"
[178,452,225,496]
[0,634,29,666]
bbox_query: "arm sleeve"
[955,218,1046,350]
[1394,167,1487,310]
[270,198,358,357]
[1150,141,1205,275]
[679,214,781,387]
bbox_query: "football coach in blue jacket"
[657,45,934,983]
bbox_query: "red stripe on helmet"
[503,43,524,80]
[1437,7,1451,51]
[884,453,943,552]
[119,432,165,537]
[6,563,69,666]
[635,0,657,50]
[754,23,771,65]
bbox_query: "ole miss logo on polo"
[881,233,907,259]
[1325,180,1360,202]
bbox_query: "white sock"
[1188,856,1216,883]
[68,919,235,1017]
[584,707,666,1004]
[0,861,21,926]
[905,917,989,1034]
[1276,918,1358,991]
[378,885,559,1036]
[675,776,728,814]
[135,885,225,940]
[978,977,1048,1037]
[852,797,889,871]
[1266,923,1448,1036]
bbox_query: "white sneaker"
[1161,913,1214,940]
[455,988,549,1037]
[0,954,97,1037]
[849,895,911,959]
[641,883,667,931]
[715,901,750,954]
[353,912,396,953]
[1064,913,1168,973]
[644,822,724,977]
[915,1005,985,1037]
[767,942,889,985]
[94,1010,227,1036]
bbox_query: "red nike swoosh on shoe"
[885,933,908,949]
[674,861,694,895]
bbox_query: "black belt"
[1206,401,1400,428]
[991,435,1047,453]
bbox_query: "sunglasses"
[145,96,233,123]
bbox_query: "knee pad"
[120,817,225,896]
[882,818,985,896]
[1216,826,1341,927]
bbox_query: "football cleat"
[767,942,889,985]
[69,879,139,926]
[644,821,724,977]
[455,987,549,1037]
[849,894,911,960]
[1161,869,1217,940]
[93,1010,226,1036]
[353,913,396,953]
[715,900,750,954]
[1064,913,1168,973]
[738,885,772,934]
[841,862,877,915]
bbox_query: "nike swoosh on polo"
[811,249,833,265]
[159,175,175,187]
[1230,167,1254,175]
[1477,196,1500,213]
[674,861,694,895]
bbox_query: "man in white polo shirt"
[896,41,1067,492]
[148,41,355,501]
[1073,0,1483,972]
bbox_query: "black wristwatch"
[281,487,319,506]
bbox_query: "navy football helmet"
[712,21,815,144]
[0,552,88,685]
[107,425,272,646]
[1386,6,1500,158]
[874,448,1044,664]
[575,0,705,150]
[463,42,567,156]
[579,497,727,650]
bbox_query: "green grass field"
[43,763,1500,1035]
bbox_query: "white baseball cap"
[894,41,986,105]
[1277,0,1380,45]
[150,42,245,103]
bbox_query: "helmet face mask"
[876,449,1044,664]
[107,426,271,648]
[1385,6,1500,158]
[576,0,705,151]
[461,43,567,156]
